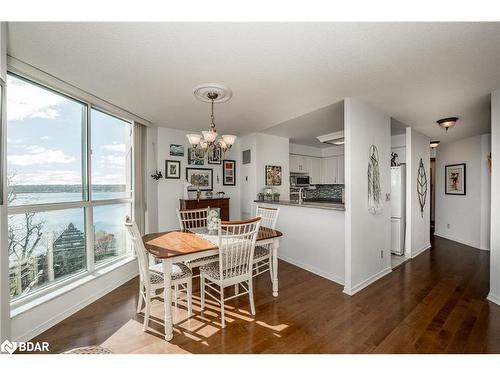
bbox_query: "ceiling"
[262,100,343,148]
[7,22,500,144]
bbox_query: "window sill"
[10,255,137,318]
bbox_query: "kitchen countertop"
[254,200,345,211]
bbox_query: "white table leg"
[162,258,173,341]
[272,239,279,297]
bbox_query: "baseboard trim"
[342,267,392,296]
[13,268,138,342]
[411,243,431,258]
[278,255,344,286]
[433,232,489,250]
[487,292,500,306]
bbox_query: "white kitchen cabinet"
[290,154,316,174]
[336,155,345,184]
[310,157,322,184]
[291,153,344,184]
[321,157,336,184]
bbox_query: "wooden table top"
[143,227,283,259]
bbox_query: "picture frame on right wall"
[223,159,236,186]
[445,163,466,195]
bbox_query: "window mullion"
[85,103,94,273]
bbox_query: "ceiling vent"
[316,131,344,146]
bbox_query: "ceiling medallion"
[186,83,236,157]
[437,117,459,131]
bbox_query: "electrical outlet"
[447,223,450,229]
[381,250,384,259]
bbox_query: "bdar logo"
[1,339,17,354]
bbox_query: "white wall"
[290,143,323,158]
[391,134,406,164]
[10,259,138,341]
[488,88,500,306]
[254,202,345,284]
[344,98,392,295]
[239,134,257,218]
[155,127,241,231]
[435,134,491,250]
[322,145,344,157]
[255,133,290,198]
[0,21,10,341]
[406,127,431,258]
[239,133,290,218]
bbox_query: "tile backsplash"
[305,184,344,200]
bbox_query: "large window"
[6,73,133,302]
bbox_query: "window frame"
[6,71,135,307]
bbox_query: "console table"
[179,198,230,221]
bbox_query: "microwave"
[291,175,311,187]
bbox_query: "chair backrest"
[255,206,280,229]
[177,207,210,230]
[217,217,261,280]
[125,218,151,289]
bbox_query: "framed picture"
[188,147,204,165]
[223,159,236,186]
[208,147,222,165]
[265,165,282,186]
[169,144,184,157]
[445,163,466,195]
[186,167,213,191]
[165,160,181,179]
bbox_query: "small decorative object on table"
[205,191,213,198]
[257,193,264,201]
[265,192,273,201]
[216,191,225,198]
[207,209,219,235]
[273,192,280,202]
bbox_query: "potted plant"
[257,192,264,201]
[273,192,280,202]
[265,192,273,201]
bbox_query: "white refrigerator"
[391,165,406,255]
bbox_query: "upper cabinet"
[291,153,344,184]
[310,157,322,184]
[321,155,344,184]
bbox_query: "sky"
[7,74,132,186]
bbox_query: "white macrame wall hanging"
[368,145,383,214]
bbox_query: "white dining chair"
[199,217,261,328]
[125,218,193,331]
[177,208,219,274]
[252,206,280,279]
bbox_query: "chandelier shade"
[187,83,236,157]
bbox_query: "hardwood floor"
[33,236,500,353]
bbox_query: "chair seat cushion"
[200,261,251,279]
[149,262,192,283]
[253,246,270,259]
[185,254,219,266]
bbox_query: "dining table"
[142,226,283,341]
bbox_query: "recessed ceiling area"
[6,22,500,143]
[262,100,343,148]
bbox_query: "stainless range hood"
[316,131,344,146]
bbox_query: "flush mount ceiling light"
[430,140,440,148]
[186,83,236,156]
[437,117,459,131]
